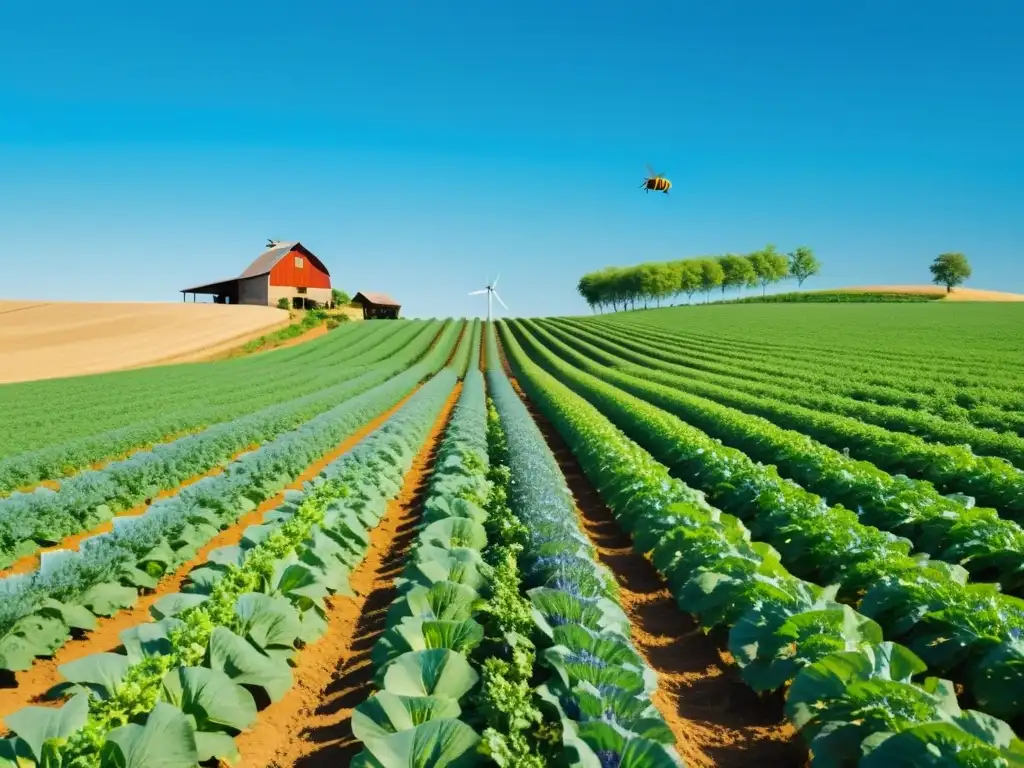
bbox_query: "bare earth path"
[235,383,461,767]
[498,345,806,768]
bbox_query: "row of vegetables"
[605,315,1023,400]
[584,315,1024,429]
[0,321,445,569]
[0,337,468,766]
[483,328,684,768]
[548,318,1024,517]
[506,319,1024,725]
[497,321,1024,765]
[0,321,463,675]
[0,318,409,494]
[530,320,1024,593]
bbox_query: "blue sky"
[1,1,1021,318]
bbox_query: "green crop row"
[348,363,520,766]
[504,319,1024,724]
[0,364,461,766]
[484,325,684,767]
[577,316,1024,433]
[498,320,1024,766]
[543,319,1024,518]
[523,319,1024,593]
[0,321,450,568]
[0,320,418,490]
[0,326,463,676]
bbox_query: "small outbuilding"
[352,292,402,319]
[181,241,332,309]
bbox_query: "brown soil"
[233,384,461,767]
[0,301,290,385]
[0,443,260,578]
[498,337,805,768]
[0,390,422,722]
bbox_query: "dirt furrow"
[498,338,805,768]
[235,383,461,767]
[0,388,423,721]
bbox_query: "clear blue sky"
[1,1,1021,318]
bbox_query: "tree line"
[576,245,821,312]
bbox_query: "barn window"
[297,287,307,294]
[294,257,304,269]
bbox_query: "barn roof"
[353,291,401,307]
[238,242,301,279]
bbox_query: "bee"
[640,164,672,194]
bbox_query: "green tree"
[276,297,290,310]
[577,274,599,312]
[929,252,972,293]
[719,254,757,295]
[787,246,820,287]
[698,259,724,303]
[331,288,351,307]
[748,244,789,296]
[676,260,702,303]
[653,262,682,306]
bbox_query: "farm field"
[1,304,1023,766]
[0,301,291,384]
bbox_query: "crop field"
[1,303,1023,767]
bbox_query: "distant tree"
[677,260,702,303]
[577,274,598,313]
[719,254,757,295]
[276,297,290,310]
[748,244,790,296]
[787,246,821,288]
[930,252,972,293]
[331,288,351,307]
[652,262,681,306]
[698,259,724,303]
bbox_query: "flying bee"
[640,164,672,194]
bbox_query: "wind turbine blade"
[491,274,500,289]
[468,289,487,295]
[493,291,509,311]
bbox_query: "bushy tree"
[748,244,790,296]
[930,252,972,293]
[787,246,820,287]
[719,254,757,295]
[331,288,351,307]
[698,259,724,303]
[676,260,702,303]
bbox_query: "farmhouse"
[352,292,402,319]
[180,241,332,309]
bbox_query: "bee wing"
[645,163,658,178]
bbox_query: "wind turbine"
[469,275,508,322]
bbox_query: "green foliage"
[331,288,352,306]
[930,252,972,292]
[276,297,290,310]
[497,318,1024,765]
[748,244,790,296]
[786,245,820,287]
[576,243,821,311]
[697,257,724,302]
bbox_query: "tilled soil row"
[233,383,462,767]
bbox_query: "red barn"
[181,241,332,309]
